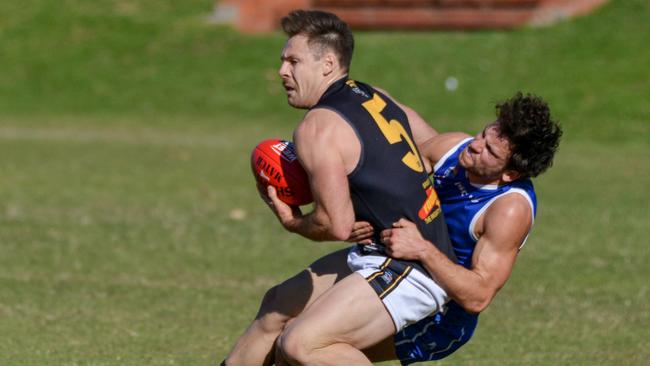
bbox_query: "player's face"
[459,123,515,184]
[278,35,327,109]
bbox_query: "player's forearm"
[418,244,495,314]
[285,211,352,242]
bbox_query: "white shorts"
[347,245,449,332]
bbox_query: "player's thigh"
[263,247,352,317]
[307,246,352,287]
[283,273,395,351]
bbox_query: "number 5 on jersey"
[362,94,424,173]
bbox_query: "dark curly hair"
[281,10,354,72]
[496,92,562,178]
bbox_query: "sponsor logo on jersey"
[455,181,469,197]
[454,180,480,202]
[380,271,394,284]
[346,79,370,98]
[419,186,442,224]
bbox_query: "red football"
[251,139,313,206]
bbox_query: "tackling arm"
[381,194,532,313]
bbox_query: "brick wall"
[213,0,609,33]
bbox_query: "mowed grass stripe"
[0,125,239,148]
[0,271,279,292]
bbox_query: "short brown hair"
[281,10,354,72]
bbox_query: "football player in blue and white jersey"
[355,92,562,364]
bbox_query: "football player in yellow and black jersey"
[223,9,458,366]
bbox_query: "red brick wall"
[214,0,609,33]
[215,0,309,33]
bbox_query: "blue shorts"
[394,302,478,365]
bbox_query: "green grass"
[1,0,649,365]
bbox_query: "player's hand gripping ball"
[251,139,313,206]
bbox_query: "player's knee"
[255,285,293,333]
[258,285,281,314]
[258,274,312,320]
[278,327,312,364]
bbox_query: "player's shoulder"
[485,191,533,229]
[295,108,356,146]
[473,190,534,247]
[297,108,345,134]
[373,86,390,97]
[490,192,532,216]
[295,107,360,172]
[372,86,404,108]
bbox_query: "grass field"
[1,0,649,365]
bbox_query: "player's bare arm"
[374,87,438,156]
[269,108,358,241]
[369,88,490,177]
[418,132,472,171]
[381,193,532,314]
[373,87,477,173]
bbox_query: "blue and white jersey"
[394,137,538,364]
[433,137,537,268]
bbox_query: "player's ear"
[322,52,337,76]
[501,169,521,183]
